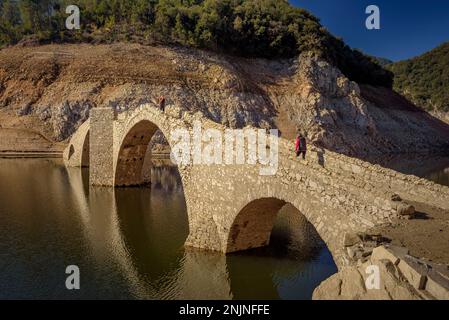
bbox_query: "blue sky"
[290,0,449,61]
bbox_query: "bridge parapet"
[300,145,449,211]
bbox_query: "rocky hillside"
[388,42,449,123]
[0,43,449,158]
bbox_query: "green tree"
[389,42,449,112]
[0,0,393,88]
[0,0,21,45]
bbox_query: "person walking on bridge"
[295,133,307,160]
[158,95,166,112]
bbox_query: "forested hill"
[388,42,449,112]
[0,0,392,87]
[370,56,393,68]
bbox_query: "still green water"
[0,159,338,300]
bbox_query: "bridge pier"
[90,108,116,186]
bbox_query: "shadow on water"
[0,158,337,300]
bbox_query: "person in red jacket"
[295,134,301,156]
[295,133,307,159]
[158,95,166,112]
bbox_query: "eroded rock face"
[50,100,93,141]
[0,44,448,153]
[281,54,449,157]
[287,56,377,154]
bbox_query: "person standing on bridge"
[158,95,166,112]
[295,133,307,160]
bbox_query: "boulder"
[347,246,358,259]
[433,265,449,281]
[344,232,361,247]
[363,260,420,300]
[340,267,367,299]
[371,246,401,265]
[312,275,342,300]
[396,203,416,216]
[387,245,409,258]
[363,240,378,248]
[426,270,449,300]
[398,256,429,290]
[314,260,422,300]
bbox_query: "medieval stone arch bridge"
[64,105,449,267]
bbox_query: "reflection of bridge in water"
[66,166,232,299]
[64,104,449,268]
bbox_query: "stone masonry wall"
[307,147,449,211]
[89,108,115,186]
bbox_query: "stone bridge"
[64,105,449,267]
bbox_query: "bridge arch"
[221,180,342,264]
[113,107,187,189]
[226,196,334,257]
[227,198,287,252]
[114,120,162,186]
[112,109,212,255]
[114,117,176,187]
[64,121,90,168]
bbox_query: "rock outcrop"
[313,242,449,300]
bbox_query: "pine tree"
[0,0,393,88]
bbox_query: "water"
[0,159,337,300]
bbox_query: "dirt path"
[274,102,298,140]
[372,200,449,265]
